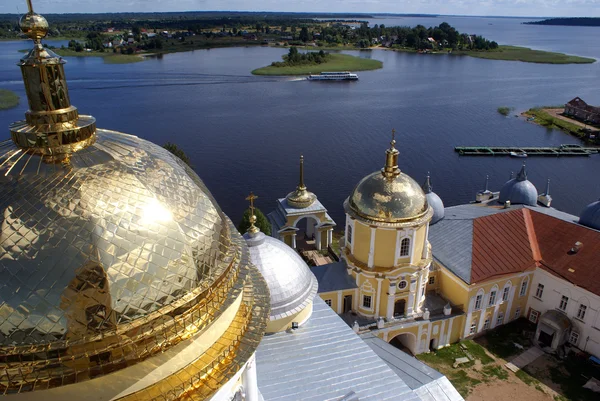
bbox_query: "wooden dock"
[455,145,599,157]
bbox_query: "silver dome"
[244,232,317,320]
[422,174,444,225]
[498,164,538,206]
[579,199,600,230]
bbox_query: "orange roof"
[464,207,600,296]
[471,209,538,283]
[530,212,600,296]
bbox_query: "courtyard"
[416,319,600,401]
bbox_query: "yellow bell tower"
[342,131,433,320]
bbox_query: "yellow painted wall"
[283,234,292,247]
[412,224,427,262]
[374,229,396,267]
[352,221,371,265]
[438,265,469,308]
[267,302,313,333]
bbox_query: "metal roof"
[311,260,358,293]
[429,219,474,284]
[256,298,423,401]
[361,334,463,401]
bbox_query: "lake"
[1,16,599,227]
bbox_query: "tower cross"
[26,0,34,13]
[391,129,396,147]
[245,192,260,235]
[246,191,258,216]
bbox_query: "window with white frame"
[496,312,504,326]
[519,279,528,297]
[559,296,569,312]
[576,304,587,321]
[489,291,497,306]
[362,295,372,309]
[483,318,491,330]
[502,287,510,302]
[514,307,521,319]
[474,294,483,310]
[347,224,353,244]
[428,276,435,285]
[324,299,332,307]
[529,310,540,324]
[535,283,544,299]
[398,280,408,290]
[569,331,579,346]
[400,238,410,257]
[469,323,477,335]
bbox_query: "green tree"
[238,208,271,236]
[299,26,310,42]
[163,142,192,167]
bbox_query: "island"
[252,47,382,75]
[0,89,19,110]
[2,12,594,65]
[524,18,600,27]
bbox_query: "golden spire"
[286,155,317,209]
[382,129,401,179]
[9,0,96,160]
[245,191,260,235]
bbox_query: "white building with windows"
[527,267,600,356]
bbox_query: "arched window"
[519,277,529,297]
[347,224,353,244]
[400,238,410,257]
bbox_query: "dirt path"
[468,375,554,401]
[543,108,600,132]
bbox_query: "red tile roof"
[469,208,600,296]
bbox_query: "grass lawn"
[251,53,383,75]
[522,108,595,142]
[0,89,19,110]
[455,45,595,64]
[475,318,536,359]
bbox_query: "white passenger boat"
[307,71,358,81]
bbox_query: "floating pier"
[455,145,599,157]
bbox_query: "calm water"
[1,17,599,226]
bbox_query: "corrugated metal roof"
[256,298,422,401]
[312,260,358,293]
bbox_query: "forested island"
[0,89,19,110]
[525,18,600,27]
[1,12,593,64]
[252,47,382,75]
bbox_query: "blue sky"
[2,0,599,18]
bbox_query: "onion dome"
[243,196,317,324]
[346,131,430,224]
[286,155,317,208]
[0,4,269,398]
[579,198,600,230]
[422,173,444,225]
[498,163,538,206]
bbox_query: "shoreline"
[522,107,600,144]
[251,53,382,75]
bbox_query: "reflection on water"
[0,21,599,227]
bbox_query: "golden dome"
[0,4,270,397]
[345,134,430,224]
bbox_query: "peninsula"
[3,12,593,65]
[252,47,382,75]
[524,17,600,27]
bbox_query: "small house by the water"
[564,96,600,125]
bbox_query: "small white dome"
[499,164,538,206]
[422,174,444,225]
[244,232,317,320]
[579,199,600,230]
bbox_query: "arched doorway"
[390,332,417,356]
[394,299,406,317]
[294,216,320,251]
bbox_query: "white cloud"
[1,0,599,17]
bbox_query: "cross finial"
[391,129,396,148]
[245,192,260,235]
[26,0,34,13]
